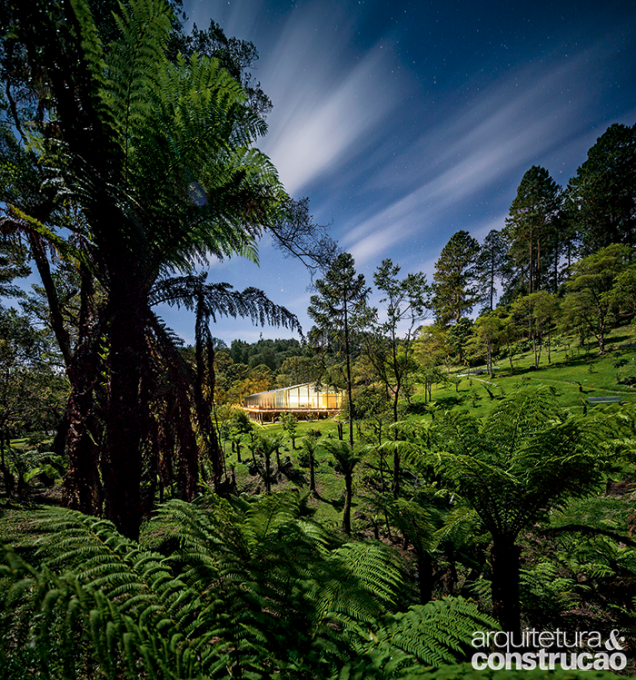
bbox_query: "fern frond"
[371,597,497,667]
[149,275,299,330]
[33,508,198,642]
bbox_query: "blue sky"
[157,0,636,346]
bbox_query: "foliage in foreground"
[0,492,496,679]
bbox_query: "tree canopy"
[505,165,561,296]
[567,123,636,254]
[308,252,369,446]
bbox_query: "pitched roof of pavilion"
[245,382,339,398]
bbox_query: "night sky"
[158,0,636,346]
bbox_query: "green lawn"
[414,328,636,420]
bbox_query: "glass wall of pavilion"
[244,382,342,417]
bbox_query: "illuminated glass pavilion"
[244,382,343,422]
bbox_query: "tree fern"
[419,388,609,634]
[6,0,335,539]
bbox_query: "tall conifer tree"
[432,230,480,326]
[308,253,369,447]
[505,166,561,296]
[475,229,507,312]
[566,123,636,255]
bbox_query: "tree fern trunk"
[491,535,521,639]
[0,430,15,496]
[61,338,103,516]
[392,448,400,499]
[265,450,271,494]
[102,288,145,540]
[61,386,102,515]
[343,471,352,534]
[194,304,223,489]
[309,450,316,493]
[445,543,459,595]
[61,266,103,515]
[416,549,433,604]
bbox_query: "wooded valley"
[0,0,635,678]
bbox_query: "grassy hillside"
[414,327,636,420]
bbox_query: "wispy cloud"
[256,8,403,195]
[188,1,405,195]
[187,2,628,273]
[340,46,614,265]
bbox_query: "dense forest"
[0,0,636,678]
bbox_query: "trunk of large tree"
[344,302,355,447]
[391,374,401,498]
[598,313,606,355]
[536,238,542,294]
[101,288,146,540]
[392,389,400,428]
[491,535,521,640]
[528,234,534,294]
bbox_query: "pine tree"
[566,123,636,254]
[308,253,369,447]
[432,231,480,326]
[475,229,507,311]
[505,166,561,296]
